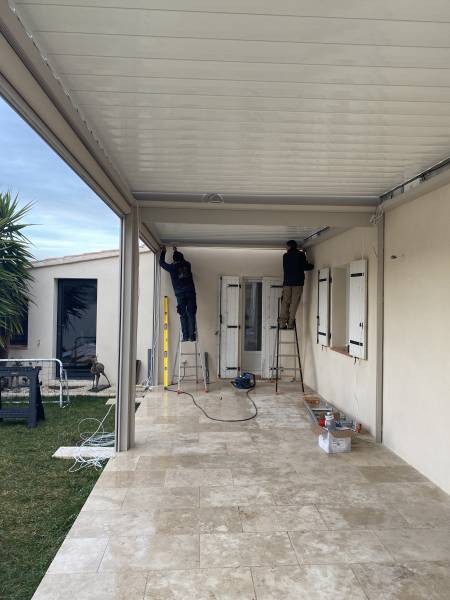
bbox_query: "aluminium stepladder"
[171,328,208,393]
[270,298,305,393]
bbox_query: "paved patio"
[33,382,450,599]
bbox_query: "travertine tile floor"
[33,382,450,599]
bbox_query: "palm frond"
[0,191,35,349]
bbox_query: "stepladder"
[171,328,208,393]
[271,299,305,393]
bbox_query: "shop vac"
[230,372,256,391]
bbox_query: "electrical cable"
[69,403,114,472]
[166,385,258,422]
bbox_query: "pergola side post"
[115,207,139,452]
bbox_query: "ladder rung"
[279,341,296,344]
[179,352,201,356]
[278,354,299,358]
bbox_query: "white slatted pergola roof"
[4,0,450,246]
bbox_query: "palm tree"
[0,192,34,355]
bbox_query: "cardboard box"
[314,425,353,454]
[304,395,321,405]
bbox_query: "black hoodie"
[283,248,314,286]
[160,250,196,295]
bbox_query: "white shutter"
[261,277,283,378]
[219,276,241,378]
[348,259,368,359]
[317,268,330,346]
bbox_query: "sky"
[0,98,120,260]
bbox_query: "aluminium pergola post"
[115,207,140,452]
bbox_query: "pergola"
[2,0,450,449]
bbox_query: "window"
[330,265,349,352]
[330,259,368,359]
[9,308,28,346]
[244,281,262,352]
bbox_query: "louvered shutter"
[219,276,241,378]
[261,277,283,378]
[317,268,330,346]
[348,259,368,359]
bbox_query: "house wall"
[9,249,155,384]
[159,247,285,382]
[303,227,379,435]
[383,182,450,494]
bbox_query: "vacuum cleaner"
[230,372,256,391]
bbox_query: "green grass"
[0,397,115,600]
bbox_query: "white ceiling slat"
[15,5,450,47]
[37,33,450,70]
[72,101,450,118]
[53,55,450,86]
[15,0,450,23]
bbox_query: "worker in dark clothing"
[160,246,197,341]
[280,239,314,329]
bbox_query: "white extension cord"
[69,403,115,472]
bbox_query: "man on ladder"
[160,245,197,342]
[279,240,314,329]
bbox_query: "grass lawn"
[0,397,115,600]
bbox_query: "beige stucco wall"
[160,247,286,382]
[383,183,450,494]
[302,227,379,434]
[9,249,155,385]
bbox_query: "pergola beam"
[139,206,373,229]
[0,2,133,216]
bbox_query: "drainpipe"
[375,214,385,443]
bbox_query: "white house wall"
[9,249,155,385]
[303,227,378,434]
[383,182,450,495]
[160,247,286,382]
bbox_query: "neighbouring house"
[8,247,156,386]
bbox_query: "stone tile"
[239,505,327,532]
[68,510,157,539]
[200,485,274,507]
[134,443,174,459]
[317,504,409,530]
[155,507,242,534]
[200,532,297,568]
[144,568,255,599]
[358,465,426,483]
[146,454,209,469]
[165,468,233,487]
[104,455,139,472]
[199,431,254,444]
[395,498,450,528]
[375,528,450,561]
[172,442,228,455]
[290,530,392,564]
[252,565,367,600]
[232,466,301,487]
[81,488,127,512]
[100,534,199,571]
[122,486,199,511]
[96,470,166,488]
[352,561,450,600]
[47,537,108,574]
[371,481,450,505]
[33,572,148,600]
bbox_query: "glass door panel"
[57,279,97,378]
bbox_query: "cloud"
[0,99,120,259]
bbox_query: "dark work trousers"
[176,292,197,341]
